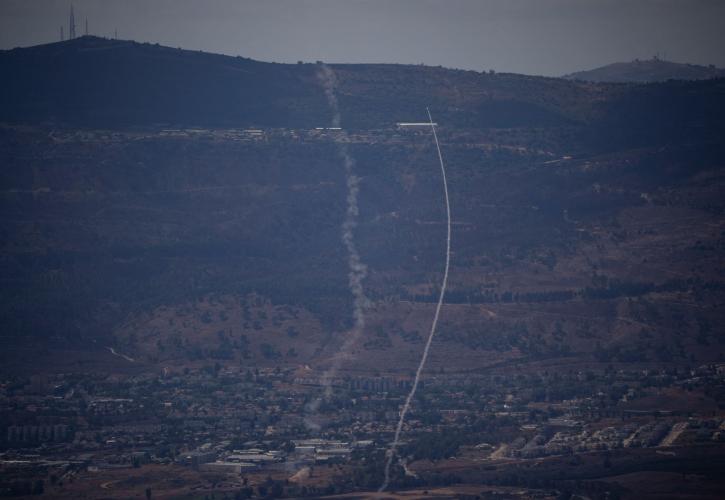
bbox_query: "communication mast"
[69,5,76,39]
[85,18,88,36]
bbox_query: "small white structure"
[396,122,436,128]
[200,461,257,474]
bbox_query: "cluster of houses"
[183,438,374,474]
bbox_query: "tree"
[33,480,44,495]
[235,488,253,499]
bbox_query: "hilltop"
[564,57,725,83]
[0,36,328,129]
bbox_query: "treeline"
[404,287,575,304]
[404,277,706,305]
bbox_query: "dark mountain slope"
[3,36,598,129]
[3,37,724,147]
[1,39,724,373]
[0,36,329,128]
[588,77,725,149]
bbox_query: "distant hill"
[564,58,725,83]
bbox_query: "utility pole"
[60,26,64,41]
[85,18,88,36]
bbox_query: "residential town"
[2,362,723,497]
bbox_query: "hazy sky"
[1,0,724,76]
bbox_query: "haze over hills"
[2,34,725,499]
[564,57,725,83]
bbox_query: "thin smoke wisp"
[305,64,370,426]
[380,108,452,492]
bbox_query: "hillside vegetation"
[564,58,725,83]
[1,37,724,374]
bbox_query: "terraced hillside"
[1,36,724,375]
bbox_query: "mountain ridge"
[564,57,725,83]
[2,35,604,130]
[1,36,724,375]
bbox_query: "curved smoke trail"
[379,108,451,492]
[305,64,370,426]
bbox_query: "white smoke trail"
[305,64,370,426]
[379,108,451,492]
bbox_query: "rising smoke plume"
[379,108,452,492]
[305,64,370,427]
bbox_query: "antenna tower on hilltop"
[69,5,76,39]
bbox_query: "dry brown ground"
[319,483,556,499]
[607,470,725,500]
